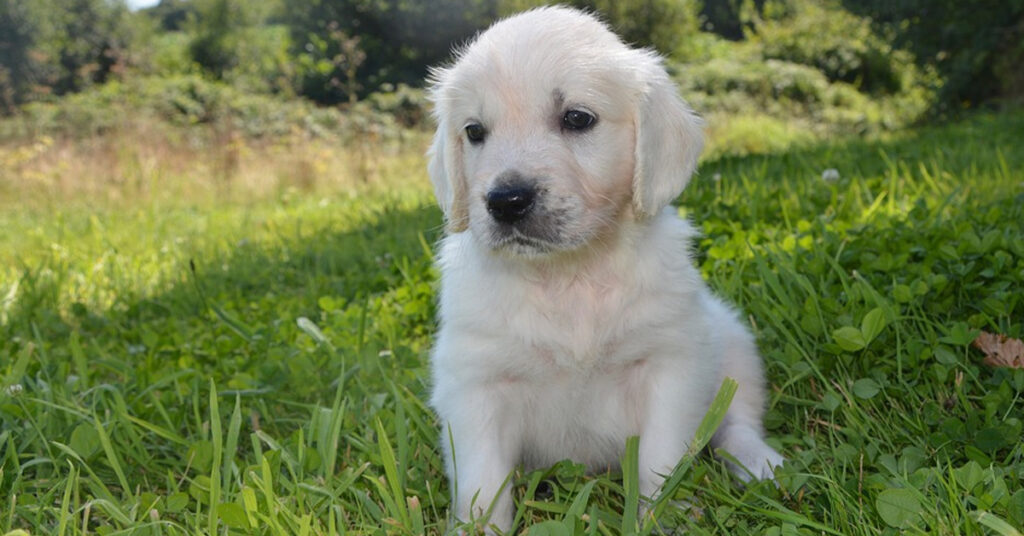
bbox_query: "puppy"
[426,6,784,531]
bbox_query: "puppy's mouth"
[490,228,557,254]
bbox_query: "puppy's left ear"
[632,55,704,218]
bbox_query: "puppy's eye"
[562,109,596,131]
[465,123,486,144]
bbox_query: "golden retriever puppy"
[426,6,784,531]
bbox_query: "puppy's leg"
[637,360,710,500]
[710,312,784,480]
[439,385,518,533]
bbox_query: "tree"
[144,0,194,32]
[187,0,293,94]
[0,0,36,113]
[286,0,497,104]
[188,0,246,80]
[46,0,134,95]
[700,0,766,40]
[842,0,1024,108]
[498,0,700,56]
[0,0,135,112]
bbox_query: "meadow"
[1,108,1023,535]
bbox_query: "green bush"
[286,0,495,105]
[842,0,1024,108]
[686,57,829,106]
[0,0,141,113]
[679,50,928,140]
[0,75,430,144]
[702,113,817,157]
[754,0,919,95]
[499,0,700,57]
[671,1,937,153]
[366,84,429,128]
[4,76,317,139]
[143,31,195,77]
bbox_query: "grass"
[1,109,1023,535]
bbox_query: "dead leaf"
[972,331,1024,369]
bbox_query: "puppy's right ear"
[631,53,704,218]
[427,74,469,233]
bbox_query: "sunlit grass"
[1,110,1023,535]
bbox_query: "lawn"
[1,110,1023,535]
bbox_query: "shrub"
[366,84,429,128]
[0,0,139,112]
[679,52,922,139]
[499,0,700,56]
[0,75,429,146]
[672,2,937,154]
[702,112,817,157]
[754,0,921,96]
[842,0,1024,108]
[286,0,495,105]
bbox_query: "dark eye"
[562,109,596,131]
[465,123,486,144]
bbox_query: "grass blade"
[621,435,640,536]
[374,417,410,526]
[92,414,130,495]
[208,380,222,535]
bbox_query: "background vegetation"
[2,0,1022,140]
[1,0,1022,535]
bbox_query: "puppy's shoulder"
[644,208,699,245]
[632,209,700,274]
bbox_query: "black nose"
[486,184,537,224]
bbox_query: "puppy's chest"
[503,278,648,368]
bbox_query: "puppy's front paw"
[745,444,784,481]
[716,428,785,482]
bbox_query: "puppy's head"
[428,7,703,257]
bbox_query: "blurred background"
[1,0,1021,205]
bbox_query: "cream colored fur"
[427,6,784,532]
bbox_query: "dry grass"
[0,118,433,209]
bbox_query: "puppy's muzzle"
[486,182,537,224]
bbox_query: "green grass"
[2,110,1023,535]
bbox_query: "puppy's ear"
[632,56,704,218]
[427,78,470,232]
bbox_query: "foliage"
[366,83,431,128]
[1,108,1023,534]
[0,0,35,112]
[4,0,1019,118]
[186,0,291,95]
[753,0,922,96]
[0,74,429,144]
[664,0,939,151]
[139,31,194,78]
[842,0,1024,108]
[284,0,496,104]
[678,49,932,154]
[699,0,765,40]
[187,0,246,79]
[0,0,139,114]
[147,0,195,32]
[500,0,701,56]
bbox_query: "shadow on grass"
[5,109,1023,383]
[5,110,1023,382]
[2,198,445,398]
